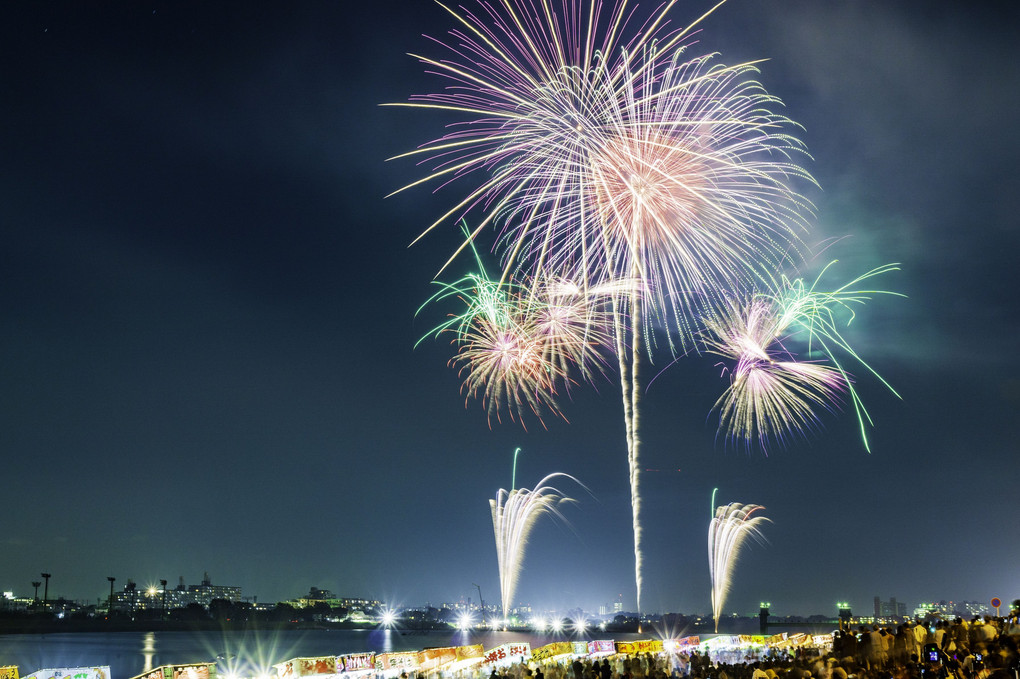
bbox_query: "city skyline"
[1,569,1006,621]
[1,1,1017,617]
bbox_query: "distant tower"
[874,596,881,618]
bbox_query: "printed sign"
[24,667,111,679]
[482,643,531,666]
[298,658,336,676]
[375,654,417,672]
[531,643,571,661]
[341,654,375,672]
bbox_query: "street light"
[31,581,41,608]
[472,583,485,626]
[107,577,116,616]
[160,580,168,620]
[40,573,51,609]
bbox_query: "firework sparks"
[706,262,902,451]
[490,472,583,623]
[418,234,616,428]
[708,498,770,633]
[393,0,865,614]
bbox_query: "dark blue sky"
[1,0,1017,617]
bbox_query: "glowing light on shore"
[708,499,770,633]
[490,472,584,621]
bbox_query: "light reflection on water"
[142,632,156,673]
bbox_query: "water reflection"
[142,631,157,673]
[365,629,394,654]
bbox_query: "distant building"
[186,572,242,606]
[1,591,32,612]
[109,573,241,612]
[874,596,907,619]
[286,587,381,610]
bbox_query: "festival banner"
[615,640,662,655]
[374,654,418,672]
[662,638,699,653]
[341,654,375,672]
[417,647,458,671]
[811,635,833,649]
[571,642,589,656]
[587,641,615,656]
[482,643,531,666]
[172,665,214,679]
[24,667,111,679]
[531,642,572,662]
[765,634,786,646]
[455,646,484,662]
[1,667,19,679]
[299,658,337,676]
[128,665,215,679]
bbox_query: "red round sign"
[991,597,1002,608]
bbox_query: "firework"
[708,497,770,633]
[490,472,583,623]
[394,0,816,613]
[419,253,616,428]
[706,262,902,451]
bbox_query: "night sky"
[2,1,1018,618]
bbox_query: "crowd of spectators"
[482,616,1019,679]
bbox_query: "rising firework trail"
[490,470,584,624]
[392,0,815,613]
[708,496,770,633]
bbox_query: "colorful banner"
[587,641,615,656]
[299,658,337,676]
[482,643,531,666]
[417,647,458,671]
[811,635,834,648]
[173,665,214,679]
[374,654,418,672]
[531,642,572,661]
[662,637,699,653]
[455,646,484,662]
[24,667,111,679]
[1,667,19,679]
[615,640,662,655]
[274,658,339,679]
[341,654,375,672]
[129,664,215,679]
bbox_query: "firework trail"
[708,497,770,633]
[393,0,815,613]
[705,262,902,451]
[490,472,583,623]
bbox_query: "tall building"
[874,596,906,619]
[186,572,242,606]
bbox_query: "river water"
[0,629,650,679]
